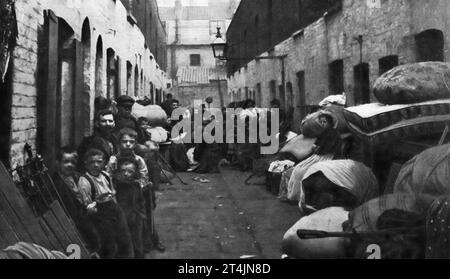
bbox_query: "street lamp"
[211,27,227,61]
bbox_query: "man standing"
[114,95,148,145]
[161,93,174,118]
[78,109,117,170]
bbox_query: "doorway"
[379,55,399,76]
[415,29,444,62]
[353,63,370,105]
[329,59,344,95]
[296,71,306,120]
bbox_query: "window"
[379,55,399,76]
[279,85,286,110]
[354,63,371,105]
[190,54,201,66]
[256,83,262,107]
[286,82,294,106]
[269,80,276,101]
[415,29,444,62]
[329,59,344,95]
[296,71,306,120]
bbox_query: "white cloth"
[286,154,334,201]
[319,93,347,107]
[299,160,379,210]
[144,126,168,143]
[268,160,295,173]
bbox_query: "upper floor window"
[190,54,201,66]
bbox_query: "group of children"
[54,128,157,259]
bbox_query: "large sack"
[373,62,450,105]
[278,135,316,162]
[282,207,349,259]
[300,160,379,213]
[394,143,450,196]
[347,194,436,232]
[132,103,168,126]
[286,154,334,202]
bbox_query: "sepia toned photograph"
[0,0,449,263]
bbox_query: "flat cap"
[116,95,136,107]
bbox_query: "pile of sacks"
[280,63,450,259]
[281,141,450,259]
[275,94,350,202]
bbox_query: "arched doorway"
[107,48,118,99]
[95,36,104,97]
[134,65,139,97]
[81,18,91,137]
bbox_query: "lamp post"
[211,28,226,108]
[211,28,287,106]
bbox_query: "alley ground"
[147,167,301,259]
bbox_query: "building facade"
[158,0,240,108]
[227,0,450,133]
[226,0,339,75]
[120,0,168,71]
[0,0,168,170]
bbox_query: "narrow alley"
[148,168,299,259]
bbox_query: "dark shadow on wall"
[0,57,13,169]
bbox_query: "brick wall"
[8,0,168,168]
[228,0,450,132]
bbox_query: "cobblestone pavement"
[147,167,301,259]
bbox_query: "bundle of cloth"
[279,154,334,202]
[345,194,436,259]
[373,62,450,105]
[393,142,450,197]
[132,103,168,127]
[282,207,349,259]
[0,242,68,259]
[298,160,379,214]
[282,193,438,259]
